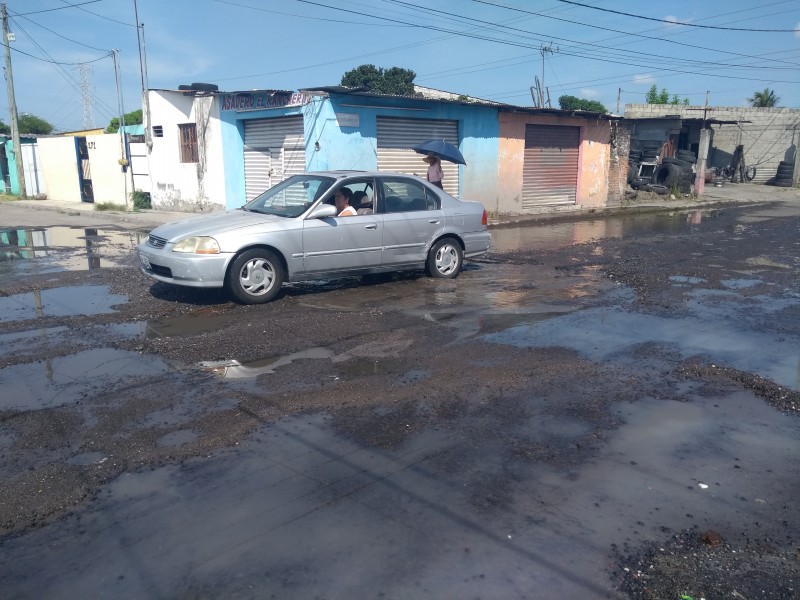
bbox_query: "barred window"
[178,123,198,163]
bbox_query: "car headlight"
[172,236,220,254]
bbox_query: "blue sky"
[6,0,800,132]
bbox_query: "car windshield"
[244,175,335,217]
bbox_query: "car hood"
[150,209,294,242]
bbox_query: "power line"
[283,0,800,80]
[58,0,136,27]
[554,0,800,33]
[215,0,415,27]
[469,0,800,68]
[14,0,103,17]
[10,45,110,65]
[9,14,109,52]
[9,18,117,120]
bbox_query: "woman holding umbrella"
[423,154,444,189]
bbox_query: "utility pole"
[1,1,25,197]
[539,43,557,108]
[616,88,621,114]
[133,0,153,151]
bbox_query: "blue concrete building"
[216,87,500,210]
[145,85,618,214]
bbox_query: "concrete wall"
[314,94,500,205]
[147,90,227,211]
[497,113,611,213]
[37,137,81,203]
[87,134,132,205]
[625,104,800,183]
[608,121,630,205]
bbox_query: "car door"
[301,179,383,275]
[379,177,444,267]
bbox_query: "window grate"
[178,123,198,163]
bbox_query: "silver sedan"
[137,171,492,304]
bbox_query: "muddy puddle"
[0,348,171,411]
[0,285,128,322]
[1,205,798,597]
[0,226,144,277]
[2,381,797,598]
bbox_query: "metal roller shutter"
[244,116,305,200]
[377,117,460,197]
[522,124,580,207]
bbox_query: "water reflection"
[0,286,128,322]
[0,226,146,273]
[201,347,334,379]
[493,210,719,253]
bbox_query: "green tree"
[106,109,143,133]
[18,113,54,135]
[341,64,416,95]
[558,95,608,113]
[0,119,9,135]
[747,88,779,107]
[645,85,688,105]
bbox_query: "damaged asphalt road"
[0,201,798,598]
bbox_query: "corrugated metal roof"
[150,85,613,119]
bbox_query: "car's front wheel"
[426,237,463,279]
[226,248,285,304]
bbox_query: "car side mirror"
[307,204,337,219]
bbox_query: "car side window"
[380,178,431,214]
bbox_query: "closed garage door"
[522,124,580,207]
[377,117,460,197]
[244,116,305,201]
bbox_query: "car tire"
[663,157,693,170]
[654,163,682,187]
[226,248,285,304]
[426,237,463,279]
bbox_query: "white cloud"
[579,88,601,98]
[633,74,656,86]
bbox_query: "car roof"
[305,170,426,179]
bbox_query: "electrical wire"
[10,45,110,65]
[468,0,800,68]
[554,0,800,33]
[9,19,117,121]
[285,0,800,77]
[57,0,136,27]
[9,14,109,52]
[214,0,415,27]
[14,0,103,17]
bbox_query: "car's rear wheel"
[426,237,463,279]
[226,248,284,304]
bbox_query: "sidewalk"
[6,182,798,229]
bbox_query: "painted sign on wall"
[220,92,310,112]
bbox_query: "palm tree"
[747,88,780,107]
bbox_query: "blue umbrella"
[411,139,466,165]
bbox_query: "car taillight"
[481,210,488,226]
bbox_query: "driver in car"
[334,188,357,217]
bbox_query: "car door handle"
[428,219,440,224]
[365,224,378,230]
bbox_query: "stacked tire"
[654,150,696,193]
[641,141,661,163]
[627,148,642,185]
[774,161,795,187]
